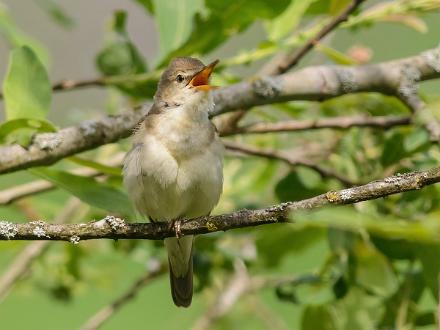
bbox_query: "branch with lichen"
[1,166,439,242]
[0,46,440,175]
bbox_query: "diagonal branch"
[0,46,439,175]
[80,261,166,330]
[224,141,356,187]
[1,166,439,242]
[271,0,366,75]
[0,198,85,301]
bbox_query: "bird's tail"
[164,235,194,307]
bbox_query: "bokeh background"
[1,1,440,329]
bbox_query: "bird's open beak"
[189,59,219,91]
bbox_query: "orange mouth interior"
[189,59,219,91]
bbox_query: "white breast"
[123,102,224,221]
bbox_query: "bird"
[123,57,224,307]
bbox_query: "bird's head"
[154,57,218,107]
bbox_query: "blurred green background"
[1,1,440,329]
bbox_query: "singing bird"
[123,57,224,307]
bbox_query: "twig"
[224,141,357,187]
[80,262,166,330]
[274,0,366,74]
[1,46,440,175]
[219,0,366,133]
[221,115,411,136]
[246,297,290,330]
[52,78,106,91]
[0,198,85,301]
[192,260,250,330]
[0,166,439,241]
[192,260,318,330]
[0,168,100,205]
[0,155,124,206]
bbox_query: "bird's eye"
[176,74,184,83]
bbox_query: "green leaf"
[67,156,122,177]
[3,46,52,120]
[380,270,425,328]
[255,225,324,267]
[97,41,146,76]
[134,0,154,14]
[29,168,133,216]
[302,305,339,330]
[96,11,151,98]
[265,0,317,41]
[403,128,429,153]
[35,0,75,28]
[315,44,357,65]
[275,169,327,202]
[354,240,397,297]
[329,0,351,15]
[305,0,331,15]
[0,118,56,144]
[414,243,440,301]
[380,131,407,167]
[162,0,290,64]
[152,0,203,59]
[335,287,383,330]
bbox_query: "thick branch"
[0,47,439,174]
[1,166,439,241]
[0,105,148,174]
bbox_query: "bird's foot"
[173,219,183,239]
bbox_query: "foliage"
[1,0,440,329]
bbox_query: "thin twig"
[192,259,318,330]
[224,141,356,187]
[0,155,124,206]
[0,198,85,301]
[80,262,166,330]
[221,115,411,136]
[0,168,100,205]
[1,166,439,241]
[192,260,250,330]
[275,0,366,74]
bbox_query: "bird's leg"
[172,219,183,239]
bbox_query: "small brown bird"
[123,57,224,307]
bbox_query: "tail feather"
[165,236,194,307]
[169,254,193,307]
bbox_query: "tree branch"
[0,46,439,175]
[80,261,166,330]
[224,141,357,187]
[0,198,85,301]
[0,156,124,206]
[271,0,366,75]
[221,115,411,136]
[1,166,439,241]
